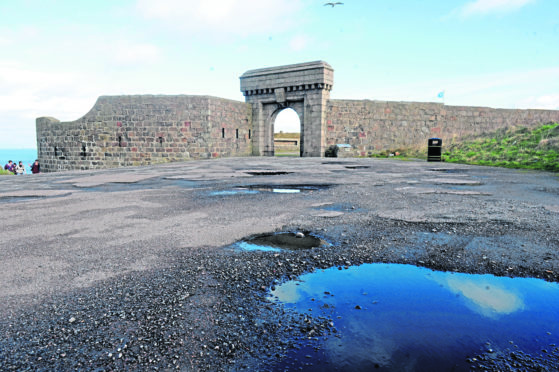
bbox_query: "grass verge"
[443,122,559,172]
[368,122,559,172]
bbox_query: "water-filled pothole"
[211,184,332,196]
[248,184,331,193]
[268,263,559,371]
[209,188,259,196]
[231,232,329,252]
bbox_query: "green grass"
[367,122,559,172]
[274,152,300,157]
[368,149,410,159]
[274,132,300,139]
[442,122,559,172]
[0,168,14,175]
[274,132,300,156]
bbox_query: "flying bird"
[324,2,344,7]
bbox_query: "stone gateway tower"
[240,61,333,157]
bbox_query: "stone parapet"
[325,100,559,157]
[240,61,334,97]
[37,95,251,172]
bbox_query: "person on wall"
[30,160,40,174]
[4,160,15,174]
[15,161,25,175]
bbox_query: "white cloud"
[336,66,559,110]
[111,42,162,66]
[136,0,305,38]
[289,34,310,51]
[443,67,559,109]
[0,62,78,91]
[517,94,559,110]
[447,66,559,95]
[0,35,12,46]
[0,61,101,120]
[457,0,536,17]
[445,276,524,318]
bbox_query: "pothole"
[244,171,293,176]
[322,161,357,165]
[424,178,483,186]
[0,195,66,203]
[247,184,332,193]
[211,184,332,195]
[429,168,467,173]
[0,191,72,203]
[76,178,200,192]
[268,263,559,371]
[209,188,259,196]
[315,203,363,212]
[162,178,201,188]
[74,179,159,192]
[230,232,329,252]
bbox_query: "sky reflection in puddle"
[209,187,300,196]
[234,241,282,252]
[232,233,327,252]
[269,263,559,371]
[209,189,259,196]
[210,184,330,196]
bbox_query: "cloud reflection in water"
[268,263,559,371]
[443,276,524,317]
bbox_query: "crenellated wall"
[37,95,252,172]
[325,100,559,157]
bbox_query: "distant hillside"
[443,122,559,172]
[274,132,300,139]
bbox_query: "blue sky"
[1,0,558,148]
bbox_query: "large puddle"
[268,263,559,371]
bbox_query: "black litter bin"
[427,138,442,162]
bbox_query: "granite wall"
[325,100,559,157]
[37,94,559,172]
[37,95,252,172]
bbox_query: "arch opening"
[273,108,301,157]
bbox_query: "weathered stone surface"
[36,61,559,172]
[325,100,559,157]
[240,61,333,157]
[36,95,252,172]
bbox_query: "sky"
[1,0,558,149]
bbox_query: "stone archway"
[268,102,304,156]
[240,61,333,157]
[272,107,302,157]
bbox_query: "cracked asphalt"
[0,157,557,371]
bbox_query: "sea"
[0,148,38,175]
